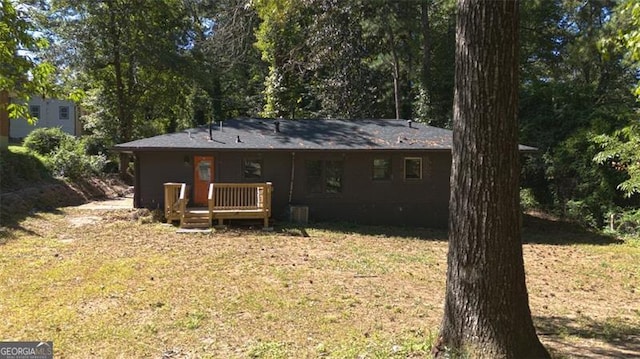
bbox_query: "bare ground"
[0,204,638,358]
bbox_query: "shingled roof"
[114,118,535,152]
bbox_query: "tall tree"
[0,0,54,149]
[49,0,193,176]
[192,0,266,120]
[518,0,638,226]
[306,0,381,118]
[434,0,550,357]
[253,0,311,118]
[592,0,640,198]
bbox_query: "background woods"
[2,0,640,231]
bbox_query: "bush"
[564,200,600,229]
[83,134,112,156]
[612,208,640,236]
[45,137,106,179]
[0,148,51,191]
[520,188,540,211]
[23,127,72,155]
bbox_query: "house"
[114,118,534,228]
[9,95,81,139]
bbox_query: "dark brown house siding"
[290,151,451,227]
[134,149,451,228]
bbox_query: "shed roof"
[113,118,536,152]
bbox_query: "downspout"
[134,153,141,208]
[288,152,296,204]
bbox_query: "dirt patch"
[76,197,133,210]
[68,216,103,228]
[0,176,132,226]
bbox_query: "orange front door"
[193,156,214,205]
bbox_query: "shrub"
[0,148,51,191]
[520,188,540,211]
[613,208,640,236]
[565,200,599,229]
[23,127,72,155]
[45,137,106,179]
[82,134,112,156]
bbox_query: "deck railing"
[208,182,272,211]
[164,182,189,223]
[165,182,273,228]
[208,182,272,228]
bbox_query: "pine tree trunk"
[421,0,431,91]
[435,1,550,357]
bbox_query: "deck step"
[181,213,211,229]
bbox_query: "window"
[306,160,343,194]
[325,160,343,193]
[59,106,69,120]
[404,157,422,180]
[372,158,391,180]
[29,105,40,119]
[243,158,263,179]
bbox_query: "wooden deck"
[164,182,273,229]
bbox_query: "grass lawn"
[0,208,639,358]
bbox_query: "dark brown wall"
[289,151,451,227]
[135,150,451,228]
[136,152,194,209]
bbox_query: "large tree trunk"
[435,1,550,357]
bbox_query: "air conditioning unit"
[289,205,309,224]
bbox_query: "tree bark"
[435,1,550,357]
[421,0,431,91]
[106,0,132,178]
[386,24,401,120]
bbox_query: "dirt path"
[74,195,134,210]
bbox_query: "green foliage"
[251,0,456,120]
[611,208,640,236]
[23,127,72,155]
[48,0,196,149]
[253,0,312,118]
[591,1,640,203]
[518,0,640,229]
[593,125,640,197]
[0,0,55,127]
[7,0,636,232]
[520,188,540,212]
[23,129,109,180]
[82,133,112,156]
[542,129,627,228]
[600,0,640,99]
[0,147,51,191]
[190,0,266,120]
[45,136,106,180]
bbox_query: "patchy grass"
[0,209,638,358]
